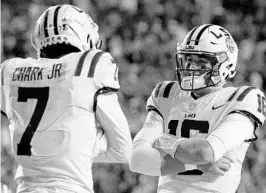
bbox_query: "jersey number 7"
[17,87,49,156]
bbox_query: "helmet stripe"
[194,24,212,45]
[53,5,62,35]
[186,26,199,46]
[43,10,49,38]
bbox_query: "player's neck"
[192,86,223,99]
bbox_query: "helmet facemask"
[176,52,228,91]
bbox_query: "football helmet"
[176,24,238,91]
[34,4,102,57]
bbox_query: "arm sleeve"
[206,113,254,162]
[93,92,132,163]
[130,111,165,176]
[130,111,187,176]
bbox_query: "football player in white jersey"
[130,24,265,193]
[1,4,132,193]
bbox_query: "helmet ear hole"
[90,40,93,49]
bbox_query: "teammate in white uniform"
[1,5,132,193]
[130,24,265,193]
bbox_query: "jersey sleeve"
[94,92,132,163]
[93,52,120,91]
[146,81,176,119]
[229,86,265,125]
[1,58,14,114]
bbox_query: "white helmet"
[176,24,238,91]
[34,4,102,57]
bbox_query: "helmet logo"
[226,37,235,53]
[62,17,67,22]
[188,102,198,111]
[186,45,195,50]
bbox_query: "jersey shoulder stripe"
[87,51,105,78]
[163,81,175,98]
[154,81,176,99]
[74,50,93,76]
[227,87,241,102]
[154,82,163,98]
[236,86,256,101]
[227,86,255,102]
[73,49,105,78]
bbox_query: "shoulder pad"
[73,49,119,90]
[152,81,178,99]
[73,49,103,77]
[146,81,179,118]
[93,52,119,90]
[229,86,265,125]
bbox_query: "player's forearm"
[102,124,132,163]
[174,138,215,165]
[93,131,132,163]
[130,144,187,176]
[94,148,129,163]
[130,144,163,176]
[161,154,187,176]
[96,94,132,163]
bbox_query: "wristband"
[153,133,184,159]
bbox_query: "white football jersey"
[1,49,119,193]
[147,81,265,193]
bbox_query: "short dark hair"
[40,43,81,58]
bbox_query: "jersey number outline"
[17,87,49,156]
[168,119,209,175]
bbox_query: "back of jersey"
[1,49,118,192]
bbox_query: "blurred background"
[1,0,266,192]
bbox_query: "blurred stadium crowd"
[1,0,266,192]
